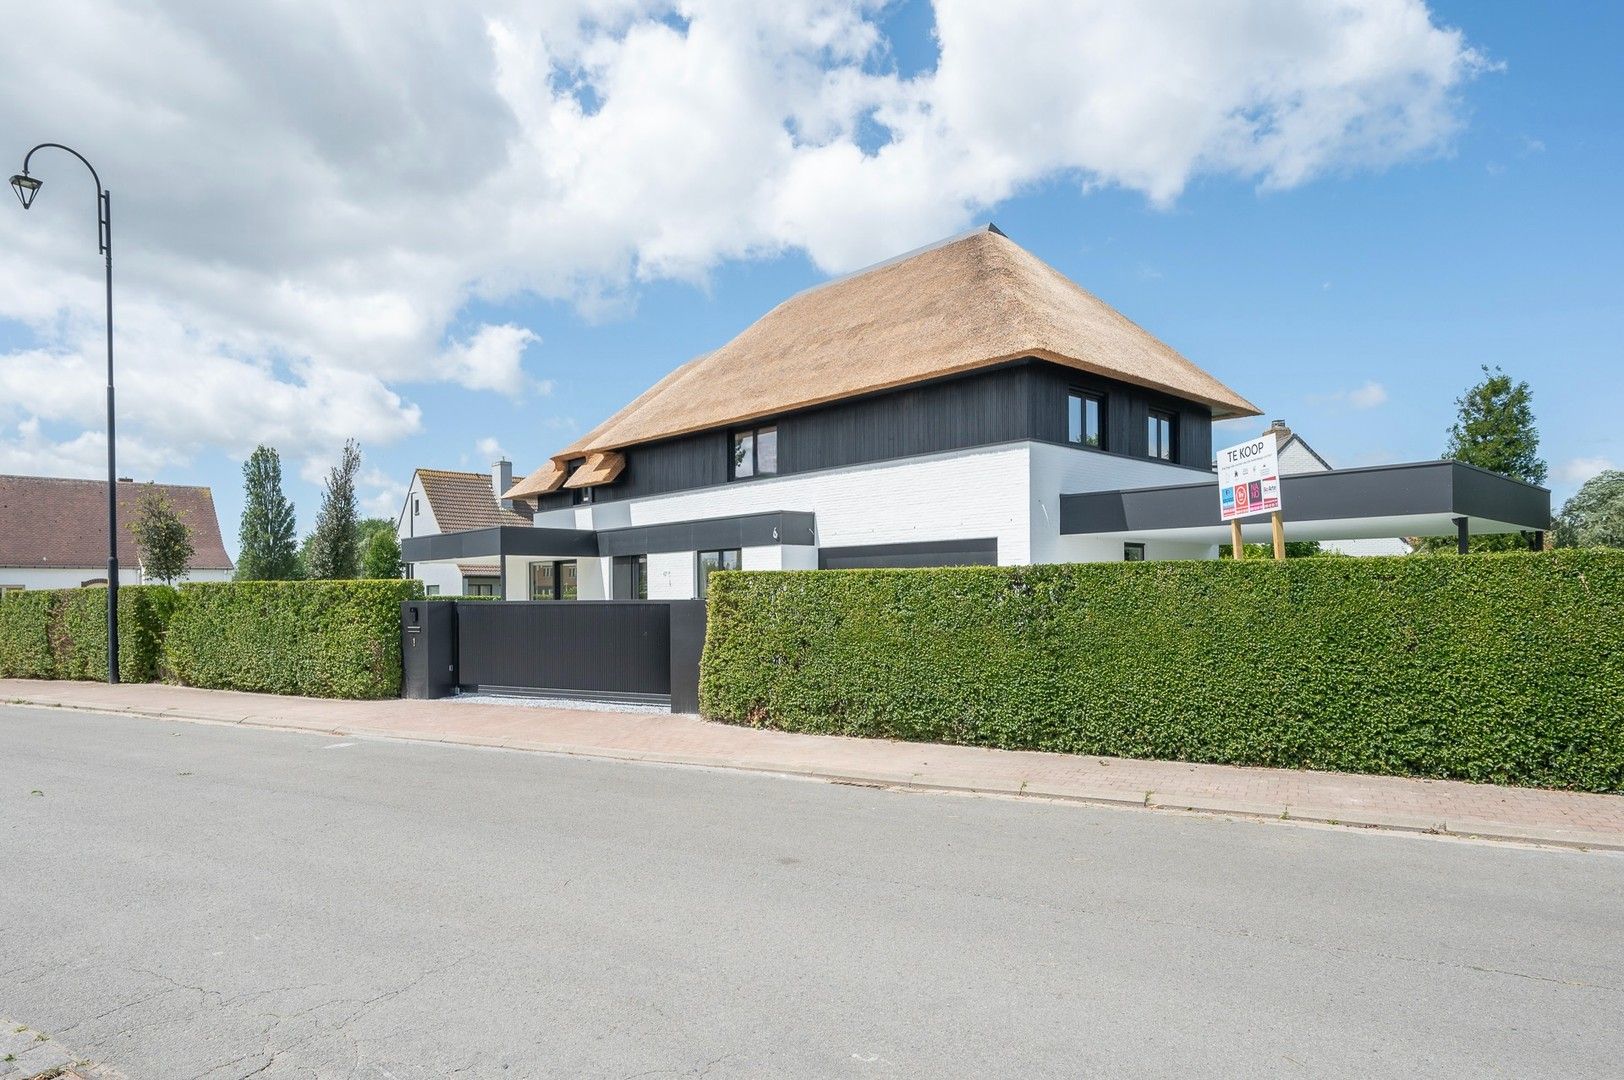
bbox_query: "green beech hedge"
[0,586,177,682]
[0,590,57,678]
[700,550,1624,793]
[163,579,422,699]
[51,585,178,683]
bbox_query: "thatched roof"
[509,226,1258,495]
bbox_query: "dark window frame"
[612,554,648,600]
[1123,543,1146,562]
[529,559,580,601]
[463,576,500,597]
[729,424,779,480]
[1147,409,1177,462]
[696,548,741,596]
[1066,389,1106,450]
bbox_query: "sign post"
[1217,434,1285,561]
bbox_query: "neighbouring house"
[397,462,533,596]
[0,474,233,592]
[402,225,1549,600]
[1254,419,1412,557]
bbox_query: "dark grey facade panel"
[597,511,817,556]
[400,525,598,563]
[1059,461,1551,535]
[818,537,998,570]
[556,360,1222,507]
[406,511,819,563]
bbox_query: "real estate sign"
[1217,435,1283,522]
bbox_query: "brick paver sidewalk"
[5,679,1622,851]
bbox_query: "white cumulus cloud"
[0,0,1489,476]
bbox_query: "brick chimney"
[1263,419,1292,446]
[492,458,514,511]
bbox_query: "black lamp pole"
[11,144,120,683]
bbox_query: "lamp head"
[9,173,41,209]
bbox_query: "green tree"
[1555,470,1624,549]
[235,445,300,580]
[305,439,362,580]
[129,490,194,585]
[1444,365,1547,485]
[356,517,394,551]
[361,529,404,579]
[1420,366,1546,553]
[1218,541,1326,559]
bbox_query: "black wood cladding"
[539,358,1219,509]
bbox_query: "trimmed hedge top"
[700,550,1624,793]
[163,578,422,699]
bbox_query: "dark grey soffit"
[1059,460,1551,535]
[401,511,817,563]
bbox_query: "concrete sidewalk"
[5,678,1622,851]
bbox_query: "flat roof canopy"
[1060,460,1550,545]
[400,511,817,565]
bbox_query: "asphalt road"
[2,705,1620,1079]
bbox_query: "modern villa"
[402,226,1549,600]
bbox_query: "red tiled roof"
[0,474,234,571]
[415,469,533,532]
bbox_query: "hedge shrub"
[0,590,57,678]
[700,550,1624,793]
[50,585,179,683]
[163,579,422,699]
[0,586,177,682]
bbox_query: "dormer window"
[731,425,778,479]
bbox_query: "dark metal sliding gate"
[401,600,706,712]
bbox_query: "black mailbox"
[401,600,457,699]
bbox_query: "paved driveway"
[3,705,1620,1078]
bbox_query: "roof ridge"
[782,223,1007,306]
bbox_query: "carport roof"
[1060,460,1550,545]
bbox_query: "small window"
[529,560,579,600]
[464,577,499,597]
[565,459,593,505]
[425,584,440,596]
[730,425,778,479]
[413,497,420,516]
[1148,410,1176,461]
[697,548,741,596]
[1123,543,1146,562]
[1067,391,1104,449]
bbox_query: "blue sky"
[2,1,1620,556]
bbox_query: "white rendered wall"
[0,566,144,591]
[1028,441,1220,564]
[647,551,697,600]
[397,474,465,595]
[1278,440,1329,475]
[559,444,1037,565]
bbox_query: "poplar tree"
[236,445,300,580]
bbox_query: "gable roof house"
[402,226,1550,601]
[397,461,532,596]
[0,475,233,592]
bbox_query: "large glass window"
[730,425,778,479]
[697,548,741,596]
[1147,410,1176,461]
[530,560,579,600]
[1067,391,1104,448]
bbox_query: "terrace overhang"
[400,511,818,566]
[1060,460,1550,545]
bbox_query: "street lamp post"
[11,144,121,683]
